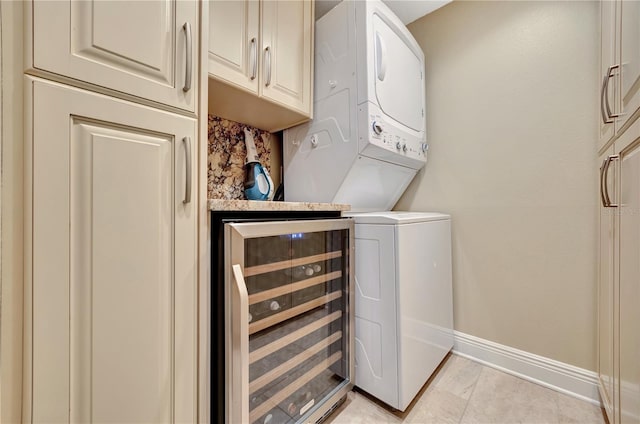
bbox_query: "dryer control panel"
[358,104,427,170]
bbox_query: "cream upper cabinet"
[619,0,640,131]
[600,0,640,146]
[26,78,197,423]
[209,0,260,94]
[599,0,617,150]
[260,0,313,114]
[30,0,197,112]
[598,145,617,424]
[208,0,314,131]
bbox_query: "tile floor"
[327,354,606,424]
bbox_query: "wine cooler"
[223,218,354,424]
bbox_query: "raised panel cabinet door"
[598,146,617,424]
[260,0,313,116]
[209,0,260,94]
[599,0,617,150]
[619,137,640,424]
[619,0,640,131]
[29,77,197,423]
[32,0,197,112]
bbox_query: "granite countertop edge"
[208,199,351,212]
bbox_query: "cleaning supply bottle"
[243,128,274,201]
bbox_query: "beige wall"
[1,1,24,421]
[399,1,599,370]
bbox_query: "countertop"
[208,199,351,212]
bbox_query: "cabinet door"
[619,137,640,424]
[260,0,313,115]
[209,0,260,94]
[598,146,617,424]
[619,0,640,131]
[32,0,197,112]
[28,78,197,423]
[600,0,617,149]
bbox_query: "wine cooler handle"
[231,264,249,424]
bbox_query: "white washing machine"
[346,211,454,411]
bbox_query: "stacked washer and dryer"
[284,0,453,411]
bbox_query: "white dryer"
[346,211,454,411]
[284,0,427,211]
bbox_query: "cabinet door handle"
[599,159,609,207]
[231,264,250,424]
[601,64,619,123]
[250,38,257,80]
[264,46,272,87]
[182,136,192,204]
[601,69,611,124]
[182,22,192,92]
[602,154,619,208]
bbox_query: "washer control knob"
[402,144,407,152]
[421,143,429,153]
[396,142,402,150]
[372,121,383,135]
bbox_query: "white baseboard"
[452,331,601,406]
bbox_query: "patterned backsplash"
[208,115,273,200]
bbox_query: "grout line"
[455,357,485,424]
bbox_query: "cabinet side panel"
[32,77,71,424]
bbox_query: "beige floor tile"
[328,392,402,424]
[327,354,606,424]
[432,355,484,400]
[555,392,606,424]
[506,377,562,424]
[458,366,570,423]
[403,388,467,424]
[459,366,526,424]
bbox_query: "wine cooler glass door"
[225,219,354,424]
